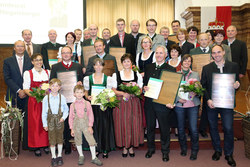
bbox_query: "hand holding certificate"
[144,77,163,99]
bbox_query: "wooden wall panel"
[181,3,250,90]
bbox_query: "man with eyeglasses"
[137,19,165,54]
[50,46,84,155]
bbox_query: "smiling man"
[201,45,240,167]
[85,39,117,76]
[222,25,248,78]
[22,29,41,57]
[109,18,136,63]
[143,45,176,162]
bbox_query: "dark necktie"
[203,48,206,53]
[75,43,78,62]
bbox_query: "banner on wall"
[201,6,232,36]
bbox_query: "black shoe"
[65,148,71,155]
[162,153,169,162]
[190,153,197,160]
[180,150,187,156]
[199,130,208,138]
[225,155,236,167]
[103,153,108,158]
[57,157,63,166]
[43,147,50,154]
[145,151,155,158]
[212,151,222,161]
[129,152,135,157]
[34,149,41,157]
[51,158,57,167]
[122,153,128,158]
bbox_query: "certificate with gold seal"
[57,71,77,103]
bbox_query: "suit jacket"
[109,33,136,62]
[41,42,64,69]
[222,39,248,75]
[24,42,41,56]
[201,60,239,101]
[137,34,165,54]
[143,63,176,89]
[3,52,33,102]
[190,46,212,55]
[178,41,194,57]
[131,32,144,54]
[166,39,176,56]
[85,53,118,76]
[50,62,84,82]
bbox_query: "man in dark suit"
[223,25,248,78]
[109,18,136,62]
[160,26,176,61]
[201,45,239,167]
[41,29,64,69]
[190,33,211,138]
[22,29,41,57]
[130,19,144,54]
[3,40,33,111]
[50,46,84,155]
[143,45,176,162]
[86,39,118,76]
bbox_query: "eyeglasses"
[142,41,150,44]
[62,52,71,55]
[34,59,43,62]
[147,24,156,27]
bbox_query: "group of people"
[3,17,248,167]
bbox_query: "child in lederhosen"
[69,85,103,166]
[42,78,69,167]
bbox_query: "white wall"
[175,0,249,28]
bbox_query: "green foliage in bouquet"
[95,89,120,111]
[119,82,142,99]
[180,78,205,96]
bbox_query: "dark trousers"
[64,103,72,150]
[207,107,234,156]
[144,98,171,154]
[175,106,199,153]
[199,98,209,132]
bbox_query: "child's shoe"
[57,157,63,166]
[91,157,103,166]
[78,156,85,165]
[51,158,57,167]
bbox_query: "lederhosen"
[72,101,96,146]
[47,94,64,145]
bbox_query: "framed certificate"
[144,77,163,99]
[48,49,59,67]
[192,54,211,78]
[57,71,77,103]
[82,45,97,67]
[168,35,179,43]
[153,70,182,105]
[212,73,236,109]
[91,86,105,105]
[109,47,126,71]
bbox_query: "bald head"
[130,20,140,34]
[48,29,57,43]
[226,25,237,39]
[89,24,98,38]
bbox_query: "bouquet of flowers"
[0,97,24,160]
[119,82,142,101]
[95,89,120,111]
[131,65,140,73]
[180,78,205,97]
[29,83,50,103]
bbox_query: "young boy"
[42,78,69,167]
[69,85,102,166]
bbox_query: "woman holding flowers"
[23,53,50,156]
[112,53,144,157]
[84,58,116,158]
[173,54,201,160]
